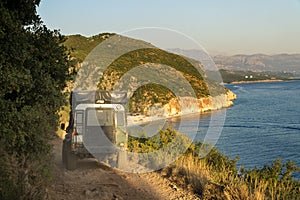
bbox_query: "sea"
[168,80,300,179]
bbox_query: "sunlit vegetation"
[128,128,300,199]
[65,34,227,115]
[64,33,115,62]
[99,48,210,98]
[129,83,175,113]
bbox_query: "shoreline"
[127,108,227,127]
[128,91,237,126]
[228,79,284,85]
[228,78,300,85]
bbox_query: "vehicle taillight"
[72,130,77,136]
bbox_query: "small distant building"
[245,76,249,79]
[250,75,253,79]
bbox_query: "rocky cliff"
[150,90,236,117]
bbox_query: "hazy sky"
[38,0,300,55]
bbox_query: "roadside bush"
[128,127,191,169]
[128,128,300,199]
[0,1,73,199]
[244,159,300,199]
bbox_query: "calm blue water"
[169,80,300,178]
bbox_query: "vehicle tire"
[65,141,78,170]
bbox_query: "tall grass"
[128,128,300,199]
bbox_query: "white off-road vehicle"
[62,90,128,170]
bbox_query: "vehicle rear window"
[87,109,114,126]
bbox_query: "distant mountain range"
[168,49,300,83]
[169,49,300,74]
[213,54,300,74]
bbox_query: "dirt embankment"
[47,138,200,200]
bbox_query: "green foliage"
[244,159,300,199]
[128,127,192,169]
[129,129,300,199]
[129,83,175,113]
[97,47,228,113]
[65,34,228,114]
[105,48,203,79]
[99,48,210,98]
[192,142,238,174]
[0,0,41,26]
[64,33,115,62]
[128,127,177,153]
[0,1,73,199]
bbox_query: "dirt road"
[47,138,200,200]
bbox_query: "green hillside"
[64,34,226,113]
[99,48,210,97]
[64,33,115,62]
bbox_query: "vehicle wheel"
[65,141,77,170]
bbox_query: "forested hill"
[63,33,234,115]
[64,33,115,62]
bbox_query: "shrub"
[128,128,300,199]
[0,1,73,199]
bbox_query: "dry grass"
[127,128,299,199]
[161,148,300,200]
[57,105,70,139]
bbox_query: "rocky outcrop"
[226,90,237,106]
[162,90,236,117]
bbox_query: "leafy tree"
[0,0,73,199]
